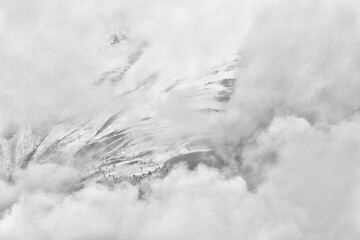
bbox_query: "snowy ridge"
[0,33,240,183]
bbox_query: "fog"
[1,0,360,239]
[1,117,359,240]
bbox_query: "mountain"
[0,32,239,184]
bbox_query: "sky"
[0,0,360,239]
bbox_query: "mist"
[1,0,360,239]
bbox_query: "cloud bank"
[1,0,360,239]
[0,114,359,240]
[0,0,251,131]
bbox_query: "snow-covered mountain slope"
[0,32,239,183]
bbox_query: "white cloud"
[1,0,360,239]
[1,115,360,240]
[1,113,360,240]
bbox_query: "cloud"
[0,0,253,132]
[1,115,360,240]
[1,0,360,239]
[0,0,131,130]
[218,0,360,143]
[0,163,304,240]
[1,114,360,239]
